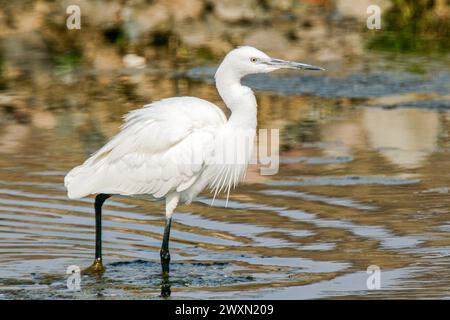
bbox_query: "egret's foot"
[160,249,171,275]
[84,258,105,274]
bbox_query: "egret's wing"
[65,97,226,199]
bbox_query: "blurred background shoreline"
[1,0,449,120]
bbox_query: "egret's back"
[65,97,226,199]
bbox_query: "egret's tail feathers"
[64,164,101,199]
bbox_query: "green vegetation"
[0,49,5,90]
[366,0,450,54]
[103,27,128,49]
[196,46,215,61]
[54,49,83,73]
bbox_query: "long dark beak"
[268,59,325,71]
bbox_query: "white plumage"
[65,46,324,218]
[66,97,225,200]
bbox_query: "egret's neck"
[215,65,257,129]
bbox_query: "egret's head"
[217,46,324,78]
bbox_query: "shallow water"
[0,51,450,299]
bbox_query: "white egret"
[64,46,323,273]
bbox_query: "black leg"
[160,272,172,298]
[85,193,110,273]
[160,217,172,274]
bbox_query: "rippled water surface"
[0,52,449,299]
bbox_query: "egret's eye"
[250,57,258,63]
